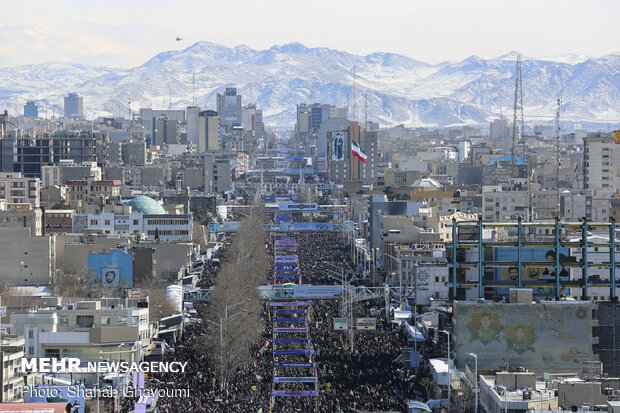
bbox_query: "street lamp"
[468,352,478,413]
[440,330,451,410]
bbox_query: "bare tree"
[202,207,269,391]
[146,286,179,322]
[450,384,476,413]
[51,271,114,299]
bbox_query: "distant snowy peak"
[534,53,592,64]
[0,41,619,128]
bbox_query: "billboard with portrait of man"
[331,132,345,161]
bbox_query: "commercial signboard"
[356,318,376,330]
[334,318,348,330]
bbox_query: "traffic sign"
[334,318,348,330]
[356,318,376,330]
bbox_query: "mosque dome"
[127,195,166,215]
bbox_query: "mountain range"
[1,41,619,129]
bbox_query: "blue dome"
[127,195,166,215]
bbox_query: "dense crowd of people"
[119,205,411,412]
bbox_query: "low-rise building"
[0,334,27,403]
[43,209,74,234]
[0,203,42,236]
[10,298,151,385]
[479,371,558,413]
[66,178,121,211]
[0,172,40,207]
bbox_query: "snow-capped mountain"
[1,41,619,129]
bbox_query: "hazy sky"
[2,0,619,68]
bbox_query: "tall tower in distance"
[64,93,84,118]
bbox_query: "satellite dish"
[176,36,183,41]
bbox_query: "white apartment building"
[0,172,40,207]
[583,133,619,195]
[0,335,27,402]
[10,298,151,384]
[72,211,192,242]
[482,186,528,221]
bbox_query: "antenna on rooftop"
[192,73,196,107]
[511,54,524,179]
[352,66,356,122]
[363,92,368,131]
[168,83,172,110]
[555,83,563,217]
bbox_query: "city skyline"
[1,0,619,68]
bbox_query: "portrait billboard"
[494,246,575,296]
[332,132,345,161]
[454,301,593,372]
[224,94,237,121]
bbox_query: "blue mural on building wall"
[88,249,133,287]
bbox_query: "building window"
[58,316,69,325]
[117,315,127,326]
[76,315,94,328]
[104,220,110,225]
[101,316,112,325]
[28,330,34,339]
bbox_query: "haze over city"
[1,0,619,67]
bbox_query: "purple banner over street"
[273,327,308,333]
[274,362,316,368]
[274,309,307,314]
[272,390,318,397]
[269,301,311,307]
[274,317,307,323]
[273,349,315,355]
[273,377,318,383]
[273,338,311,344]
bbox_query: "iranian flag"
[351,140,367,163]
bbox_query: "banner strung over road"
[273,377,318,383]
[278,202,318,211]
[260,285,343,299]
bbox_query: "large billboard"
[454,302,593,372]
[494,247,575,296]
[224,88,238,121]
[332,132,345,161]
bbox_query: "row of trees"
[203,205,270,392]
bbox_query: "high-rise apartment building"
[198,110,220,153]
[583,133,619,195]
[490,118,509,141]
[138,108,185,144]
[63,92,83,117]
[217,88,242,129]
[155,116,179,145]
[23,100,38,118]
[186,106,200,146]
